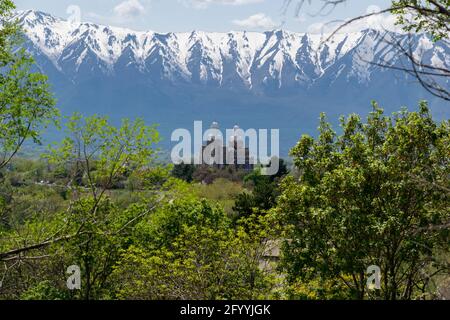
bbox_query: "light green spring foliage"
[0,0,58,170]
[277,101,450,300]
[285,277,353,300]
[133,198,229,250]
[392,0,450,41]
[42,114,162,300]
[112,198,280,300]
[45,113,160,197]
[0,113,165,299]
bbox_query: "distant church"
[201,122,254,172]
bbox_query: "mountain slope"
[13,10,450,155]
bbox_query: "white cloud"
[182,0,264,9]
[114,0,146,19]
[86,0,149,27]
[366,5,381,14]
[307,5,400,34]
[233,13,278,30]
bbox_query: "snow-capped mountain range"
[12,10,450,154]
[16,10,449,88]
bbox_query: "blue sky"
[14,0,393,32]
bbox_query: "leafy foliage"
[277,102,450,299]
[392,0,450,41]
[172,162,195,182]
[0,0,58,170]
[45,114,160,198]
[233,164,288,222]
[112,198,279,300]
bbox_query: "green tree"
[233,165,288,221]
[46,113,160,199]
[0,114,163,300]
[172,162,195,182]
[45,114,161,300]
[276,102,449,300]
[112,198,279,300]
[233,178,278,220]
[133,198,227,250]
[392,0,450,41]
[0,0,58,170]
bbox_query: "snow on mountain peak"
[12,10,450,88]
